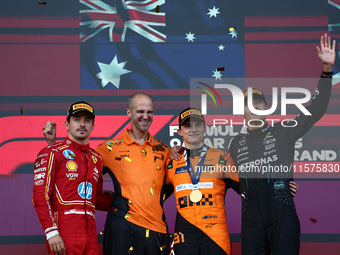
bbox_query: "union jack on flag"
[80,0,166,42]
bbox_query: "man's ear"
[127,108,131,118]
[177,128,182,137]
[64,120,69,131]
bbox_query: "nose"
[80,119,86,126]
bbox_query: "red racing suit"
[32,138,112,255]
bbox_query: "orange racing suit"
[166,146,239,255]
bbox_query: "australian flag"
[80,0,246,89]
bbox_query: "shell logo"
[66,161,78,171]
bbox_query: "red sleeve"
[32,147,59,240]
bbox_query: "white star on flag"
[218,44,225,50]
[207,6,220,18]
[229,30,238,38]
[212,69,223,80]
[185,32,196,42]
[96,55,132,89]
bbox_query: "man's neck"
[67,136,89,145]
[129,129,149,145]
[184,141,204,150]
[247,120,267,131]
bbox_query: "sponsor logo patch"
[218,155,225,164]
[78,182,93,199]
[274,181,285,189]
[265,143,275,150]
[34,173,45,180]
[203,215,218,219]
[239,137,246,146]
[36,153,48,159]
[167,160,173,169]
[63,150,75,159]
[263,138,276,145]
[35,158,47,168]
[34,167,46,173]
[34,180,44,186]
[92,155,97,164]
[176,182,213,192]
[73,103,93,113]
[205,223,216,228]
[66,172,79,180]
[175,166,188,174]
[66,161,78,171]
[238,146,248,153]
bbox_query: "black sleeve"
[227,137,239,164]
[283,76,332,144]
[224,178,240,195]
[162,183,174,201]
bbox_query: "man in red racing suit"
[32,101,112,255]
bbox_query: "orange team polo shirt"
[96,129,171,233]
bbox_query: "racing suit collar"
[65,138,90,152]
[247,122,270,136]
[185,146,204,159]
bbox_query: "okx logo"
[197,82,222,115]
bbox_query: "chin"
[139,124,150,129]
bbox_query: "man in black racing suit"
[228,34,336,255]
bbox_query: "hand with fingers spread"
[48,235,66,255]
[316,33,336,72]
[289,181,299,197]
[43,121,57,146]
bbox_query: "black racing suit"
[228,75,332,255]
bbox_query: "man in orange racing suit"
[33,101,113,255]
[166,107,239,255]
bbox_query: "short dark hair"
[66,101,95,122]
